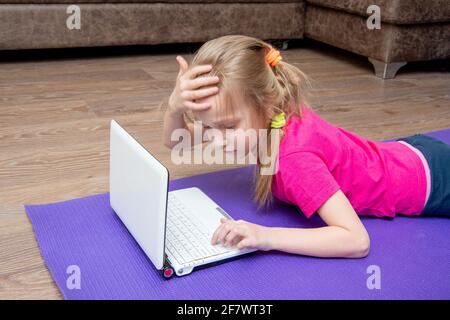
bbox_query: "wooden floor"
[0,39,449,299]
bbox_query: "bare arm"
[162,107,192,149]
[268,189,370,258]
[213,189,370,259]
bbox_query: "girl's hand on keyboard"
[211,218,272,251]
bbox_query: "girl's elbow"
[163,137,176,150]
[163,140,173,149]
[351,234,371,258]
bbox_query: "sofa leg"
[368,58,407,79]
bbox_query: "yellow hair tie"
[271,112,286,129]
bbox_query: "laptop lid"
[109,120,168,270]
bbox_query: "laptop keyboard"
[166,193,230,264]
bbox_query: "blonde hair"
[186,35,314,210]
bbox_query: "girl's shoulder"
[280,106,332,156]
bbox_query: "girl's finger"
[176,56,189,77]
[211,219,233,244]
[224,225,245,247]
[211,223,226,245]
[224,229,239,246]
[215,223,233,245]
[184,76,220,91]
[236,238,252,250]
[230,235,244,247]
[185,64,213,80]
[232,225,248,244]
[181,87,219,101]
[184,100,212,111]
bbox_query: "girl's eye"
[222,124,235,129]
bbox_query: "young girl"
[163,35,450,259]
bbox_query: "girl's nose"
[205,129,236,152]
[206,131,226,147]
[224,141,235,152]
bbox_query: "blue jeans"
[396,134,450,217]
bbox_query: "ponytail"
[253,52,313,210]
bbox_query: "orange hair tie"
[265,47,282,67]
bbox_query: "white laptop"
[109,120,257,278]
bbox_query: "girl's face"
[192,93,266,158]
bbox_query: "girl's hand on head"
[211,218,272,251]
[168,55,220,116]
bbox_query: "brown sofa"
[0,0,449,78]
[305,0,450,78]
[0,1,305,49]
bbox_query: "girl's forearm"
[267,226,370,258]
[163,107,188,149]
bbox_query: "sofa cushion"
[0,3,305,50]
[307,0,450,24]
[305,5,450,62]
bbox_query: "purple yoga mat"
[25,129,450,300]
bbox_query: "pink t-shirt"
[271,105,428,218]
